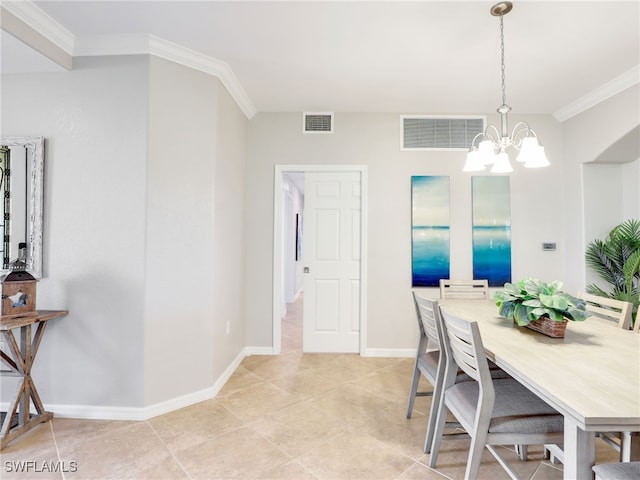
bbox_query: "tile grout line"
[280,301,458,479]
[412,456,457,480]
[145,419,194,480]
[49,420,65,480]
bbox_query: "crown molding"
[73,33,256,119]
[72,33,150,57]
[3,1,255,118]
[553,65,640,122]
[147,35,256,119]
[1,0,74,54]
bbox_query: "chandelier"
[463,1,549,173]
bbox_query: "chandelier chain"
[500,13,507,107]
[463,2,549,172]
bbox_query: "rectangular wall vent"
[303,112,334,134]
[401,116,485,150]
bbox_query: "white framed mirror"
[0,136,44,278]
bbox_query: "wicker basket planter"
[525,317,568,338]
[494,279,591,338]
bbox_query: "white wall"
[2,56,149,408]
[2,50,636,411]
[622,159,640,221]
[1,54,249,415]
[144,57,218,406]
[281,175,304,306]
[246,112,565,351]
[583,165,625,241]
[212,78,248,379]
[583,164,625,289]
[562,85,640,294]
[582,158,640,290]
[292,183,304,296]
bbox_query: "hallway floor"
[0,295,619,479]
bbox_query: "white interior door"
[303,171,361,353]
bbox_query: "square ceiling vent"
[303,112,334,134]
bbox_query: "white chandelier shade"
[464,2,550,174]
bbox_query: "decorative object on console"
[494,278,590,338]
[1,243,37,316]
[463,2,550,173]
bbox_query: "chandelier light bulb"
[463,149,486,172]
[491,151,513,173]
[516,136,540,163]
[524,145,550,168]
[478,139,497,165]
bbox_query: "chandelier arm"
[510,121,537,149]
[470,132,486,149]
[484,125,501,144]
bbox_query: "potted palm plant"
[494,278,591,337]
[585,219,640,329]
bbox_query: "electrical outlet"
[226,320,231,335]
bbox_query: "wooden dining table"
[439,299,640,480]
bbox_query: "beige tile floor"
[1,296,619,479]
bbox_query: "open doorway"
[272,165,368,355]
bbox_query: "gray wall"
[1,51,637,414]
[562,85,640,294]
[1,55,249,416]
[583,160,640,289]
[244,87,639,353]
[144,57,217,406]
[2,56,149,408]
[245,112,567,352]
[212,73,249,381]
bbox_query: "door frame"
[272,164,368,355]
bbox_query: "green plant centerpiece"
[494,278,590,337]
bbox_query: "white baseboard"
[13,348,251,421]
[2,346,411,421]
[141,347,249,420]
[47,404,148,421]
[245,346,275,356]
[363,348,415,358]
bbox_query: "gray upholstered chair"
[578,292,637,462]
[545,293,637,466]
[406,292,441,421]
[584,292,640,462]
[428,307,564,479]
[407,292,510,454]
[578,292,634,330]
[593,462,640,480]
[439,279,489,300]
[406,293,471,453]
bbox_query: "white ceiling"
[2,1,640,117]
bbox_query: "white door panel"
[303,171,361,353]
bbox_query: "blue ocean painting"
[412,176,450,287]
[472,176,511,287]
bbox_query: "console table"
[0,310,68,449]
